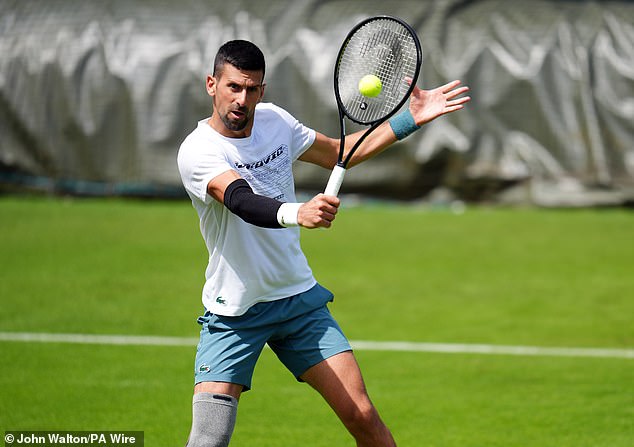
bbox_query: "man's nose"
[235,89,248,106]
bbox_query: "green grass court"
[0,197,632,446]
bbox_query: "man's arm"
[299,80,470,169]
[206,80,468,229]
[207,170,339,229]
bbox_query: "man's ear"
[206,75,216,97]
[258,83,266,103]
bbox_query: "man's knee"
[186,393,238,447]
[341,400,382,430]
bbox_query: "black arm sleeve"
[223,178,283,229]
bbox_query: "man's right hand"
[297,194,340,229]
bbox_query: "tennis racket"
[324,15,422,196]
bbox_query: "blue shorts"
[193,283,352,391]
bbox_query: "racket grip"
[324,165,347,197]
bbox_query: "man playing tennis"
[177,39,469,447]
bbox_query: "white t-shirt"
[177,103,317,316]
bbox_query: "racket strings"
[336,18,419,124]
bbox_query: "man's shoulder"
[256,102,284,113]
[177,120,231,168]
[256,102,295,122]
[180,119,227,150]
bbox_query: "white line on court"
[0,331,632,359]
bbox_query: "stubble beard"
[221,107,250,132]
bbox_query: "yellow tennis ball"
[358,74,382,97]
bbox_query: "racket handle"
[324,165,347,197]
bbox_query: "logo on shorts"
[198,363,211,373]
[216,296,226,305]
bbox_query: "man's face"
[207,63,265,138]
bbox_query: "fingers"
[444,104,464,114]
[440,79,464,93]
[298,194,340,229]
[447,86,470,99]
[442,97,471,115]
[439,81,470,99]
[440,81,471,113]
[447,94,471,108]
[316,194,340,227]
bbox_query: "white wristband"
[277,202,303,227]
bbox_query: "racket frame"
[325,15,422,196]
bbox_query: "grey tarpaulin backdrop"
[1,0,633,205]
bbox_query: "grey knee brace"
[186,393,238,447]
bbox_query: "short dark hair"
[213,40,265,79]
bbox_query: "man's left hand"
[409,80,471,126]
